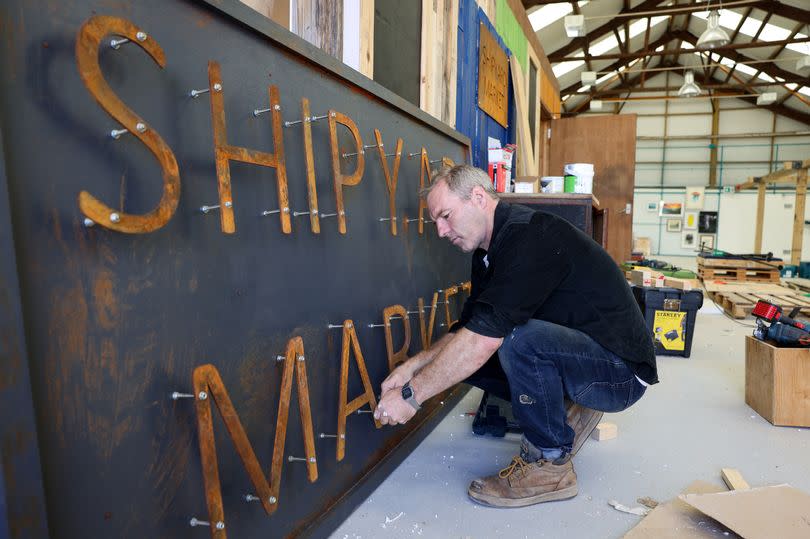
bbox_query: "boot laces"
[498,456,533,479]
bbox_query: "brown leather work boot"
[566,399,603,456]
[467,454,578,507]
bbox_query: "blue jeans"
[464,319,646,454]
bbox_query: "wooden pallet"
[698,267,781,283]
[697,255,782,283]
[696,255,779,270]
[708,289,810,319]
[782,277,810,293]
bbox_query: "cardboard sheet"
[623,481,738,539]
[679,485,810,539]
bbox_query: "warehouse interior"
[1,1,809,538]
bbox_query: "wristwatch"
[401,382,421,411]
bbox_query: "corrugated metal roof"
[526,0,810,123]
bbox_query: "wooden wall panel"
[548,115,637,263]
[456,0,514,168]
[292,0,344,59]
[420,0,458,127]
[240,0,291,28]
[540,73,561,118]
[359,0,374,77]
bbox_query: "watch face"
[402,385,413,399]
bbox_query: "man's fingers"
[374,405,389,422]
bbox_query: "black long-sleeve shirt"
[454,201,658,385]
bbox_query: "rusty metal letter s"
[75,16,180,233]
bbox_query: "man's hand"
[381,363,414,394]
[374,387,417,426]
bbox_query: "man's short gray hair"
[419,164,498,200]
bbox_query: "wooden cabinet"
[500,193,607,251]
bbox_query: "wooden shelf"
[500,192,600,206]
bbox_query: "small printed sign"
[653,310,686,351]
[477,23,509,128]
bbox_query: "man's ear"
[471,185,486,207]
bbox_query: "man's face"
[427,181,487,253]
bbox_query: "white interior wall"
[617,71,810,260]
[633,188,810,261]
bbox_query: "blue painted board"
[456,0,516,170]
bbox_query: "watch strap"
[401,382,421,410]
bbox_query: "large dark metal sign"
[0,1,471,537]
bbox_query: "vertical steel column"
[708,100,720,188]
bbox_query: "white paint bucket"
[563,163,594,194]
[541,176,564,193]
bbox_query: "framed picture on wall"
[699,234,715,251]
[647,202,658,212]
[685,186,705,209]
[684,211,698,230]
[666,219,682,232]
[659,201,683,217]
[699,211,718,233]
[682,231,697,249]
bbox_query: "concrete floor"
[331,260,810,538]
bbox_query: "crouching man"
[374,165,656,507]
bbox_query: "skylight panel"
[588,15,668,57]
[759,25,791,42]
[785,36,809,54]
[529,1,590,32]
[529,3,572,32]
[799,87,810,97]
[590,35,619,56]
[703,53,780,83]
[628,15,669,36]
[734,62,758,76]
[553,60,586,78]
[596,71,616,84]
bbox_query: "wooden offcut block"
[745,336,810,427]
[721,468,750,491]
[513,177,540,193]
[664,277,693,291]
[591,422,617,441]
[631,270,652,287]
